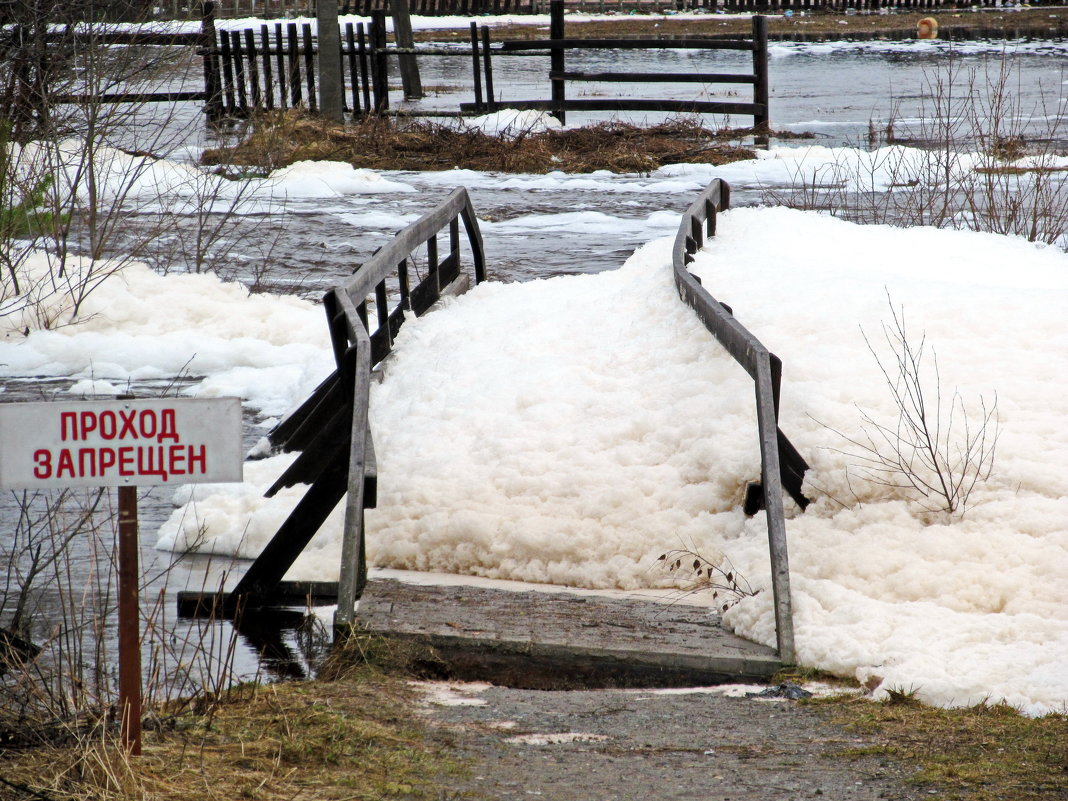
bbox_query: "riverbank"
[2,646,1064,800]
[414,6,1068,40]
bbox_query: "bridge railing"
[178,187,486,625]
[672,179,809,665]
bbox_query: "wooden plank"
[264,407,348,496]
[345,22,360,114]
[41,30,204,46]
[551,70,757,84]
[549,0,565,123]
[268,371,341,450]
[230,450,349,599]
[50,91,206,103]
[219,29,237,113]
[287,22,302,106]
[498,37,756,51]
[356,579,780,689]
[302,23,317,112]
[752,14,770,135]
[482,25,495,109]
[461,99,764,115]
[275,22,288,109]
[244,28,262,110]
[230,30,248,113]
[469,22,483,111]
[357,23,372,114]
[260,25,275,110]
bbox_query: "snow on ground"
[463,109,564,139]
[1,150,1065,715]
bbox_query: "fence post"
[201,2,225,120]
[481,26,495,111]
[392,0,424,99]
[469,22,483,111]
[302,23,317,113]
[357,23,372,113]
[549,0,565,124]
[752,14,769,144]
[316,0,344,122]
[370,11,389,113]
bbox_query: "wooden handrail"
[672,179,808,665]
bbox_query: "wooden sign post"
[0,396,244,755]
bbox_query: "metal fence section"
[672,178,809,665]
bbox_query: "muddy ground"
[418,681,934,800]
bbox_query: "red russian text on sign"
[0,398,243,489]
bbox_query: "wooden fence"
[672,178,809,664]
[462,1,769,126]
[204,14,388,118]
[73,0,1042,21]
[178,187,487,622]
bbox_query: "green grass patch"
[812,695,1068,801]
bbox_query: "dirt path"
[417,681,932,800]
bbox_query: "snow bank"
[463,109,563,139]
[0,254,330,417]
[689,207,1067,716]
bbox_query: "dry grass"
[202,111,758,175]
[0,637,463,801]
[814,692,1068,801]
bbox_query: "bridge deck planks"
[356,577,780,689]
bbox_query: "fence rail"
[672,178,809,664]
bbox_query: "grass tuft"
[0,653,464,801]
[814,695,1068,801]
[202,111,758,175]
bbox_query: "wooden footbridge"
[178,176,810,686]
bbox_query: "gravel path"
[417,682,932,801]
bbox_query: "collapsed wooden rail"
[672,178,808,665]
[177,187,486,622]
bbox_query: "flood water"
[3,32,1067,693]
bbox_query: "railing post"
[755,356,795,665]
[549,0,565,124]
[336,338,371,629]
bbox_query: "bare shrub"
[763,53,1068,249]
[825,296,999,517]
[657,547,757,614]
